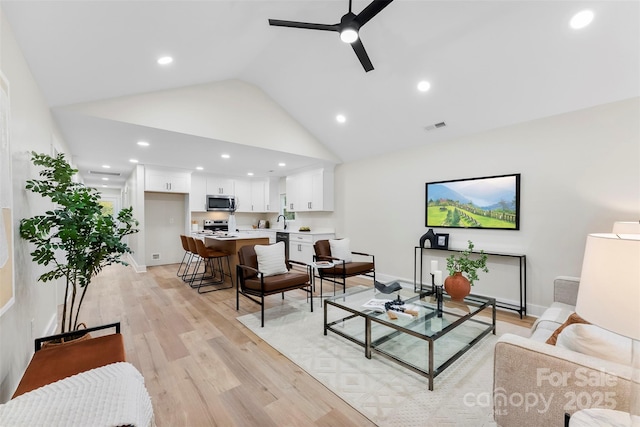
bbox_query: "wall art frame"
[435,233,449,249]
[425,173,521,230]
[0,70,15,317]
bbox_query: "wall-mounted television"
[425,173,520,230]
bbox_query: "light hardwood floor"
[80,263,534,426]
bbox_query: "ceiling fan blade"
[268,19,339,32]
[354,0,394,27]
[351,38,374,72]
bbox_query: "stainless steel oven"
[203,219,228,232]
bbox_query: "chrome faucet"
[277,214,287,230]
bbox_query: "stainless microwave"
[206,195,236,212]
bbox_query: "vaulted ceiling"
[3,0,639,188]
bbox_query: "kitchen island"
[199,234,269,277]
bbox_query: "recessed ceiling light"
[102,177,109,181]
[102,164,111,169]
[196,166,204,171]
[137,141,149,147]
[278,162,286,167]
[129,159,139,163]
[336,114,346,123]
[570,10,594,29]
[157,56,173,65]
[417,80,431,92]
[221,154,230,159]
[247,172,254,176]
[102,185,107,188]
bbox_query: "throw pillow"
[556,323,632,365]
[545,312,590,345]
[329,238,352,263]
[255,242,288,277]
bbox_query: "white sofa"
[493,277,632,427]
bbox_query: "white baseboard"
[524,303,546,318]
[127,253,147,273]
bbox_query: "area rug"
[237,296,530,427]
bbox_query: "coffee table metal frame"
[323,286,496,390]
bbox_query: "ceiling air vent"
[88,170,121,177]
[424,121,447,132]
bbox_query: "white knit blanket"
[0,362,154,427]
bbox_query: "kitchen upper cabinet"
[189,174,207,212]
[251,180,266,212]
[234,178,278,212]
[285,174,302,211]
[206,176,234,196]
[234,179,252,212]
[286,168,334,212]
[145,167,191,193]
[263,178,279,213]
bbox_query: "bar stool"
[177,235,194,280]
[184,236,202,285]
[193,238,234,293]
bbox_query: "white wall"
[144,192,186,266]
[0,10,72,402]
[61,79,341,164]
[124,165,146,272]
[334,97,640,315]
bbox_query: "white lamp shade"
[575,233,640,340]
[612,221,640,234]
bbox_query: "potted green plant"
[444,240,489,300]
[19,152,139,334]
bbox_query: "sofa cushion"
[534,302,575,330]
[557,323,632,365]
[243,271,309,294]
[329,238,352,263]
[529,327,555,343]
[255,242,288,277]
[545,312,590,345]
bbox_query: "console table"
[414,246,527,317]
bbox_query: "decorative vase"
[228,214,237,235]
[444,272,471,300]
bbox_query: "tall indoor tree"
[20,152,139,333]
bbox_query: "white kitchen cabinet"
[189,174,207,212]
[285,174,302,211]
[206,176,234,196]
[145,167,191,193]
[234,178,252,212]
[288,232,335,264]
[264,178,279,213]
[286,168,334,212]
[250,180,265,212]
[235,178,278,212]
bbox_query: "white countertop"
[237,227,335,235]
[192,232,270,241]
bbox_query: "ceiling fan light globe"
[340,29,359,43]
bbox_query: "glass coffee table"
[323,284,496,390]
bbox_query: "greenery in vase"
[445,240,489,285]
[19,152,139,333]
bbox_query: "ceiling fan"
[268,0,394,72]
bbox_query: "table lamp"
[612,221,640,234]
[575,233,640,425]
